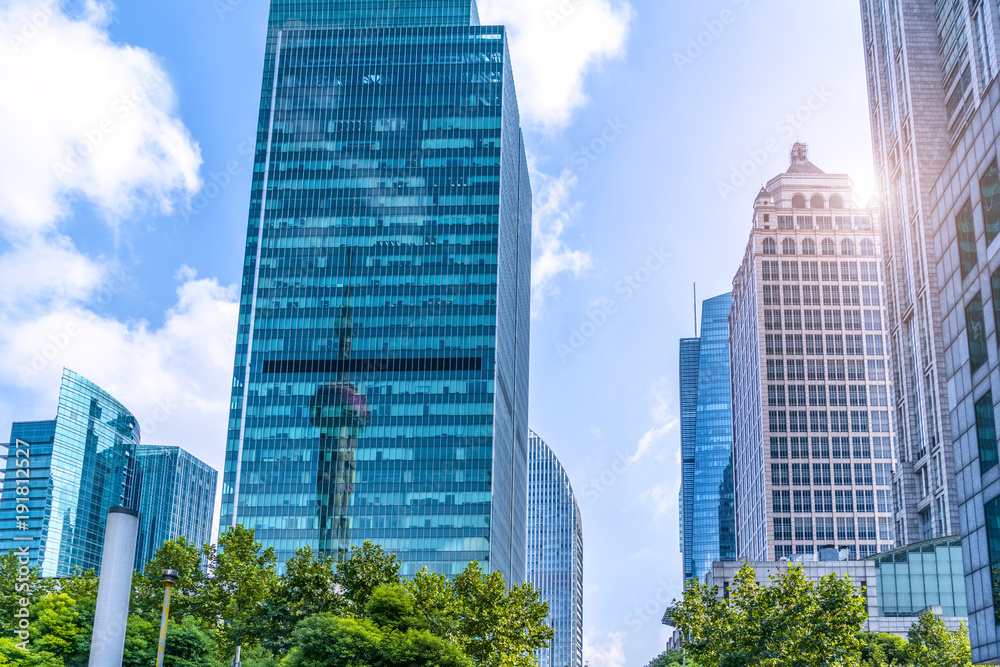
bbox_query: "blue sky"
[0,0,875,664]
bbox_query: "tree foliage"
[905,611,971,667]
[670,563,869,667]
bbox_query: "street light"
[155,569,179,667]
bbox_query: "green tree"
[334,542,402,614]
[0,638,64,667]
[131,536,207,622]
[859,632,907,667]
[122,614,158,667]
[32,593,81,657]
[282,612,471,667]
[52,568,99,667]
[164,617,225,667]
[0,550,50,634]
[404,569,461,641]
[201,525,278,657]
[670,563,869,667]
[645,649,690,667]
[249,545,345,655]
[452,561,553,667]
[283,614,383,667]
[905,611,971,667]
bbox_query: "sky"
[0,0,876,664]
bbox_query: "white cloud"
[0,0,202,233]
[629,378,677,464]
[477,0,634,129]
[584,631,627,667]
[1,268,238,470]
[0,2,231,473]
[531,166,594,314]
[641,480,679,525]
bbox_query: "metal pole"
[155,570,179,667]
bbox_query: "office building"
[527,431,583,667]
[859,0,969,556]
[220,0,532,580]
[860,1,1000,659]
[133,445,218,571]
[0,369,141,577]
[679,292,736,582]
[729,145,896,561]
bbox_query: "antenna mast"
[693,284,698,338]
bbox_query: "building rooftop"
[785,142,825,174]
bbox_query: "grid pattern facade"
[928,73,1000,661]
[857,0,1000,549]
[860,0,1000,659]
[0,370,141,577]
[221,0,532,581]
[679,293,736,583]
[134,446,218,572]
[730,149,897,561]
[527,432,583,667]
[679,337,700,580]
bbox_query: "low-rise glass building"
[870,536,967,618]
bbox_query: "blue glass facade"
[134,446,218,572]
[869,536,967,618]
[221,0,532,581]
[527,431,583,667]
[0,369,141,577]
[679,293,736,582]
[679,337,700,581]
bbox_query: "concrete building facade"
[730,145,896,561]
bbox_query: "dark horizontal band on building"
[262,357,483,374]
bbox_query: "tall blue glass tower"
[0,369,141,578]
[527,431,583,667]
[134,446,218,572]
[221,0,532,581]
[679,293,735,582]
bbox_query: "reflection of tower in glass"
[311,252,369,558]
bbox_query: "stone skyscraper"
[679,292,736,582]
[730,145,896,561]
[220,0,532,581]
[861,0,1000,659]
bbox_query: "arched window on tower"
[763,238,777,255]
[841,239,856,256]
[821,239,835,255]
[811,195,825,209]
[792,194,807,209]
[830,194,844,209]
[860,239,875,256]
[802,239,817,255]
[782,239,797,255]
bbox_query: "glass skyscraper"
[133,445,218,571]
[679,293,735,582]
[0,369,141,577]
[527,431,583,667]
[221,0,532,581]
